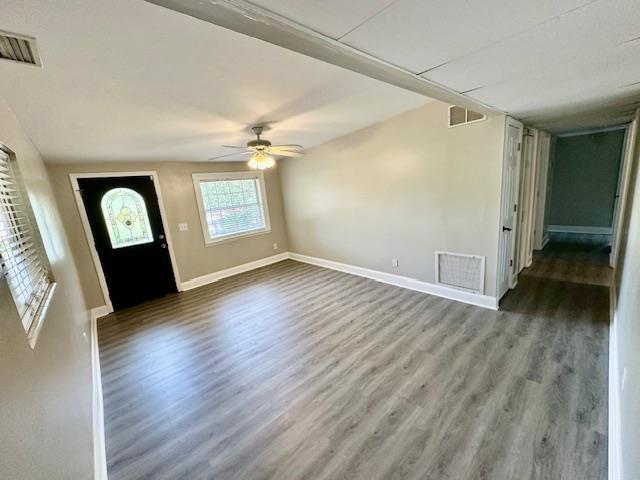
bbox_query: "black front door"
[78,175,177,311]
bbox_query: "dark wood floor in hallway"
[98,247,609,480]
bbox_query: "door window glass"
[100,187,153,248]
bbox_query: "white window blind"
[0,149,52,334]
[193,172,271,243]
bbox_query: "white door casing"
[497,117,524,300]
[533,132,551,250]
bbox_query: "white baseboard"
[90,309,108,480]
[541,235,550,249]
[548,225,613,235]
[288,252,498,310]
[180,252,290,291]
[608,283,621,480]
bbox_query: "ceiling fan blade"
[269,149,304,158]
[221,145,249,149]
[209,150,253,160]
[271,144,304,151]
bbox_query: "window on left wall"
[0,147,54,346]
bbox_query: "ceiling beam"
[145,0,502,116]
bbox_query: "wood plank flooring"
[99,248,609,480]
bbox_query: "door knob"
[161,243,167,249]
[502,226,512,232]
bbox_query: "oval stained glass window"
[100,188,153,249]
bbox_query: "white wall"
[280,101,505,298]
[611,109,640,480]
[0,99,93,478]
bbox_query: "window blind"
[0,149,52,333]
[198,177,266,239]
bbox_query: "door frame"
[70,171,182,313]
[497,116,524,301]
[532,131,551,251]
[611,115,638,267]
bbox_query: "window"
[101,187,154,249]
[192,171,270,244]
[448,105,487,127]
[0,148,54,344]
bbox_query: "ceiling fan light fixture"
[248,150,275,170]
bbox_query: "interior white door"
[498,119,523,300]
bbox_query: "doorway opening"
[71,172,181,312]
[510,123,634,293]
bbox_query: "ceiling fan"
[211,126,305,170]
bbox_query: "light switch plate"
[179,223,188,232]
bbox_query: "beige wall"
[0,100,93,479]
[612,110,640,480]
[279,101,506,297]
[48,161,289,309]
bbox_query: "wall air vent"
[0,31,41,67]
[435,251,485,294]
[448,105,486,128]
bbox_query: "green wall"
[549,129,626,228]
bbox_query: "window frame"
[192,171,271,245]
[0,146,55,347]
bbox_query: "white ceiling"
[236,0,640,131]
[0,0,430,163]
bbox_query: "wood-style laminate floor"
[99,245,609,480]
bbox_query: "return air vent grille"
[435,251,485,294]
[0,31,41,66]
[448,105,486,127]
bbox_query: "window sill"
[27,282,57,349]
[204,228,272,246]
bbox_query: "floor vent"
[435,251,485,294]
[0,31,41,66]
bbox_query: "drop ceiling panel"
[423,0,640,93]
[341,0,594,74]
[247,0,397,39]
[466,42,640,119]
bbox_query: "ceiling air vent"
[0,31,41,67]
[435,251,485,294]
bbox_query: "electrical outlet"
[273,243,278,250]
[179,223,188,232]
[391,258,399,268]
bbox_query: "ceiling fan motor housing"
[247,138,272,149]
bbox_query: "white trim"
[90,305,111,320]
[180,252,288,291]
[541,234,550,250]
[434,251,486,294]
[497,117,524,299]
[611,112,638,267]
[547,225,613,235]
[90,308,108,480]
[289,252,498,310]
[608,282,622,480]
[191,171,272,246]
[533,132,551,250]
[69,171,182,311]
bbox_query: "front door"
[77,175,177,310]
[498,120,523,299]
